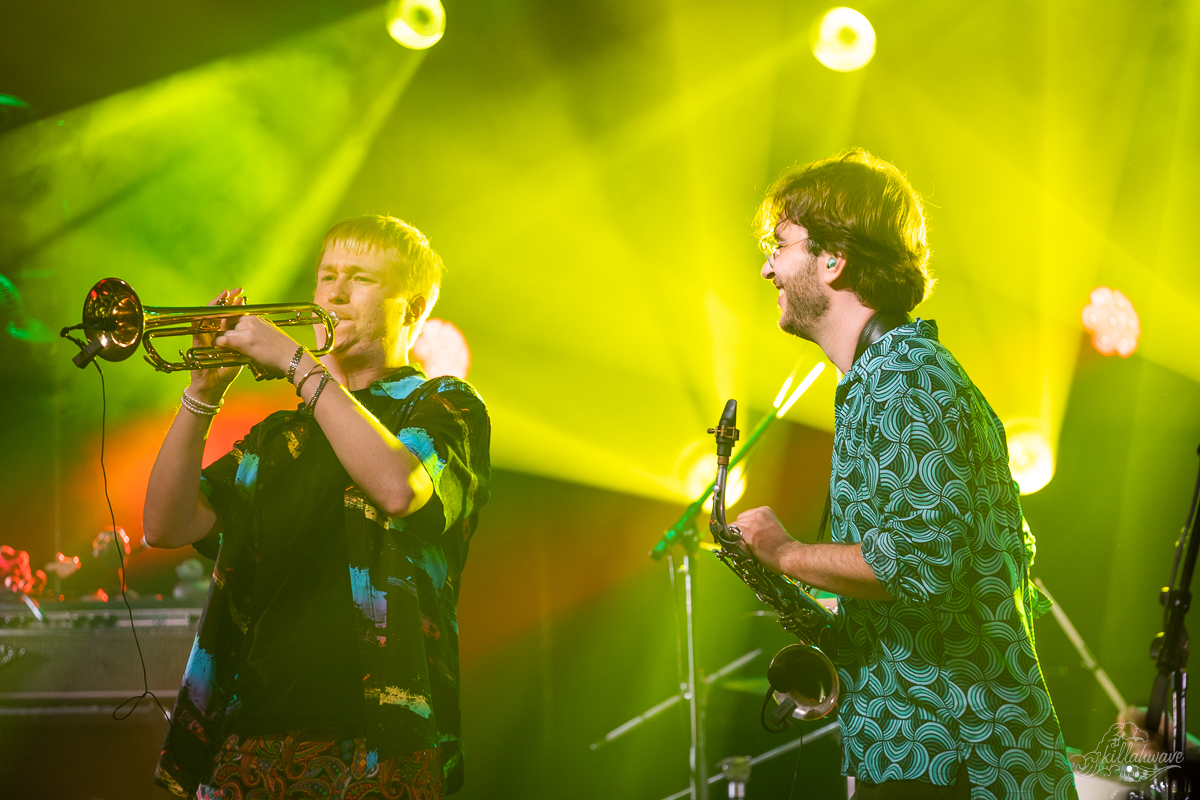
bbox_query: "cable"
[786,736,804,800]
[61,332,170,724]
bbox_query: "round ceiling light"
[1003,418,1055,496]
[813,7,877,72]
[1081,286,1140,358]
[387,0,446,50]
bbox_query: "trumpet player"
[144,216,491,800]
[734,150,1076,800]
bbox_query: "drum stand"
[1146,444,1200,800]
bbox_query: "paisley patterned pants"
[197,728,443,800]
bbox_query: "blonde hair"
[318,215,443,327]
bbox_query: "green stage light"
[813,7,876,72]
[387,0,445,50]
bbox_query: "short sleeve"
[192,422,266,560]
[396,380,491,536]
[859,383,974,607]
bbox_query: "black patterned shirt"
[155,366,491,797]
[831,319,1077,799]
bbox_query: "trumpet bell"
[768,643,839,720]
[81,278,146,363]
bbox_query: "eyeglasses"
[758,233,816,262]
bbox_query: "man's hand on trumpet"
[212,300,304,382]
[188,288,247,404]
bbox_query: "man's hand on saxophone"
[733,505,895,602]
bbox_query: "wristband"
[285,346,307,384]
[305,371,332,414]
[181,389,222,417]
[295,364,328,396]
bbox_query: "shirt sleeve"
[1020,517,1054,619]
[859,382,975,607]
[396,380,491,536]
[192,424,263,560]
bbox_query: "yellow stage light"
[776,362,826,418]
[1003,418,1055,495]
[812,7,876,72]
[387,0,445,50]
[685,454,746,513]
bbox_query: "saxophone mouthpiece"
[720,398,737,428]
[710,399,739,459]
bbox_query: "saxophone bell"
[768,643,839,720]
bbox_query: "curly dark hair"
[756,148,933,313]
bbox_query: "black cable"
[787,735,804,800]
[61,332,169,723]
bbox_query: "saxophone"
[707,399,839,721]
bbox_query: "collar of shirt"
[365,364,430,401]
[835,317,939,408]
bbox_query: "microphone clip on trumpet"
[62,278,337,380]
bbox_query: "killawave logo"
[1070,722,1184,782]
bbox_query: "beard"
[777,256,829,341]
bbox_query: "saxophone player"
[734,149,1077,800]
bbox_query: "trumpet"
[707,399,840,723]
[68,278,337,378]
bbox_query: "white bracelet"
[181,389,222,417]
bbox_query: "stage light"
[1003,418,1054,495]
[387,0,445,50]
[812,7,876,72]
[775,362,826,418]
[1081,286,1140,358]
[685,454,746,513]
[411,317,471,379]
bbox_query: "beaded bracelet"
[305,371,332,414]
[181,389,222,417]
[285,346,307,384]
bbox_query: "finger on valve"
[222,290,247,333]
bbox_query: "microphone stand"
[1147,443,1200,800]
[647,407,780,800]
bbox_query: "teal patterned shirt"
[831,319,1077,799]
